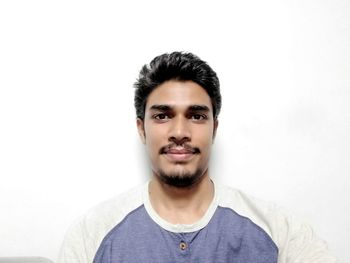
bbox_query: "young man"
[58,52,336,262]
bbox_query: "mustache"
[159,143,200,154]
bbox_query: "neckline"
[143,180,219,233]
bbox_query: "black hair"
[134,51,221,120]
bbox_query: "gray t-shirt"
[58,182,336,263]
[94,205,277,262]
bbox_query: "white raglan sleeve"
[275,212,337,263]
[56,185,146,263]
[57,221,89,263]
[218,185,337,263]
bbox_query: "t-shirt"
[57,181,337,263]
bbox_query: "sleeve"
[57,221,89,263]
[276,212,337,263]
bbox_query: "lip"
[164,152,195,162]
[167,148,194,154]
[162,147,197,162]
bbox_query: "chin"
[156,168,205,188]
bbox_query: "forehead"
[146,80,213,111]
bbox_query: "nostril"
[169,136,191,145]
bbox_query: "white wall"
[0,0,349,261]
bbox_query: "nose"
[168,116,191,145]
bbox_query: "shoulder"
[216,184,281,235]
[215,184,337,262]
[82,183,145,232]
[57,183,146,263]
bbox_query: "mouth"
[160,145,200,162]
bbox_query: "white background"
[0,0,349,261]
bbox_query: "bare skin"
[137,80,218,225]
[148,170,214,224]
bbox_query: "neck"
[148,170,214,225]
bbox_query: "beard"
[155,142,205,188]
[156,168,205,188]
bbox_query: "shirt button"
[179,241,187,250]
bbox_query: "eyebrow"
[188,105,210,112]
[149,104,172,111]
[149,104,210,112]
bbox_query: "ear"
[137,118,146,144]
[212,119,219,142]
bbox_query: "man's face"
[137,80,218,187]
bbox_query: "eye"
[153,113,170,120]
[190,114,207,121]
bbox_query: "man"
[58,52,336,262]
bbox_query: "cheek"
[196,127,214,145]
[145,125,167,151]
